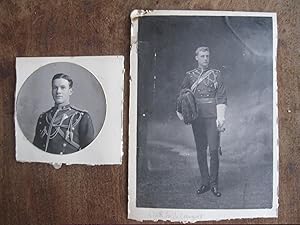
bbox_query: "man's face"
[195,50,210,68]
[52,78,72,106]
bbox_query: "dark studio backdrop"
[136,16,274,209]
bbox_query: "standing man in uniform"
[177,47,227,197]
[33,73,95,154]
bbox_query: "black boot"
[211,186,221,197]
[197,185,210,194]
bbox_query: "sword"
[217,127,225,156]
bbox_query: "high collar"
[53,104,71,111]
[197,66,209,73]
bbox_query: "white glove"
[176,111,183,121]
[216,104,226,129]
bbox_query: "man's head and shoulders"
[185,46,221,81]
[33,73,94,154]
[40,73,90,119]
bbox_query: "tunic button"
[63,143,66,147]
[72,127,75,130]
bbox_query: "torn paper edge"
[15,56,124,166]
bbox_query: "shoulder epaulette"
[208,69,220,74]
[45,108,53,113]
[40,108,52,117]
[212,69,220,73]
[70,105,88,113]
[207,69,221,78]
[186,68,198,75]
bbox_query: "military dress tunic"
[178,67,227,187]
[178,67,227,117]
[33,105,94,154]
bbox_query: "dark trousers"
[192,117,219,187]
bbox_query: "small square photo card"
[15,56,124,166]
[128,10,278,222]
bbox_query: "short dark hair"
[52,73,73,88]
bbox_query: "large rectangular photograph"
[129,10,278,221]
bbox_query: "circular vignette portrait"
[16,62,106,155]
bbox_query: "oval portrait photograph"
[16,62,106,155]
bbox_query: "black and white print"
[128,10,278,222]
[15,56,124,166]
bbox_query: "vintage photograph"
[15,56,124,165]
[129,10,278,221]
[17,62,105,155]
